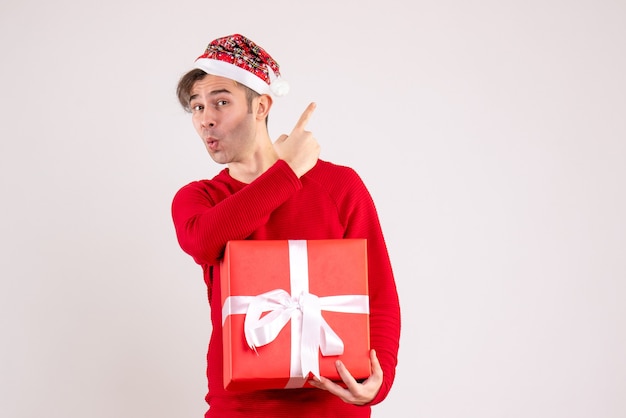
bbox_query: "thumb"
[274,134,288,144]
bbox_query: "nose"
[200,109,216,129]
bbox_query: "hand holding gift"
[308,348,383,405]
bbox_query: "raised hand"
[273,102,320,178]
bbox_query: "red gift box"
[220,239,371,391]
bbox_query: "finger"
[292,102,316,133]
[335,360,359,391]
[274,133,288,144]
[370,349,382,376]
[309,375,352,399]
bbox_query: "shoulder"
[304,160,371,204]
[308,159,364,184]
[173,169,239,205]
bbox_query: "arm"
[172,103,321,265]
[348,181,400,405]
[310,168,401,405]
[171,160,302,264]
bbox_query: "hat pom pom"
[270,78,290,97]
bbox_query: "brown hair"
[176,68,260,113]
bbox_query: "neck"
[227,138,279,184]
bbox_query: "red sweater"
[172,159,401,417]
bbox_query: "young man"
[171,34,401,417]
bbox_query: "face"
[189,75,259,165]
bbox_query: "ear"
[255,94,273,121]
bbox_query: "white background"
[1,1,625,417]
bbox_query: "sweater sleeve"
[339,169,401,406]
[171,160,302,265]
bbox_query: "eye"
[216,100,228,107]
[191,104,204,112]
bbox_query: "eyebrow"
[189,88,233,102]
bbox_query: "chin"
[208,152,227,165]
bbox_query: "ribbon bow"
[244,288,348,379]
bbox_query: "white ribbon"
[222,240,369,387]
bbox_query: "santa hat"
[194,34,289,97]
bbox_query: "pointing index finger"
[292,102,316,133]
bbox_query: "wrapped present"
[220,239,370,391]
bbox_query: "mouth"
[205,137,219,151]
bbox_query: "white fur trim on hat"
[195,58,288,96]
